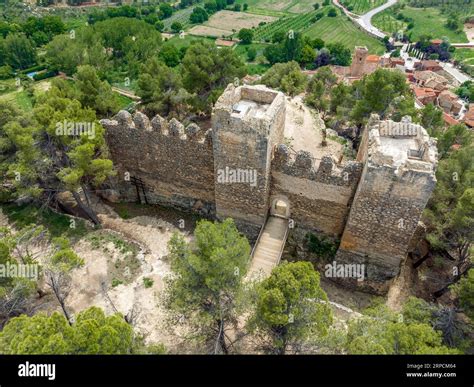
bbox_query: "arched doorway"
[270,196,290,219]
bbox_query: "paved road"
[440,62,471,84]
[356,0,399,39]
[452,42,474,48]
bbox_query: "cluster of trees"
[137,40,245,116]
[346,298,462,354]
[0,15,65,44]
[0,224,165,354]
[189,0,239,24]
[0,308,136,354]
[87,4,175,31]
[45,17,162,79]
[0,16,65,73]
[263,31,351,69]
[261,67,416,125]
[456,80,474,102]
[415,35,453,61]
[422,120,474,301]
[161,218,469,354]
[0,33,37,73]
[190,6,210,23]
[0,73,115,225]
[162,218,333,354]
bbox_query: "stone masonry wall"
[212,84,286,238]
[100,111,215,216]
[270,145,363,236]
[335,115,438,294]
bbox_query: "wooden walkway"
[247,216,289,280]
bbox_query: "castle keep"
[100,84,438,293]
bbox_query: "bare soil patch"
[65,209,193,348]
[464,23,474,43]
[208,10,276,31]
[190,10,277,37]
[188,25,231,38]
[284,95,345,166]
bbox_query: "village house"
[443,112,460,126]
[413,70,448,92]
[438,90,463,116]
[463,104,474,128]
[414,60,443,72]
[412,86,437,105]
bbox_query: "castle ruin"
[100,84,438,294]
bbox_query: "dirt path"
[386,258,414,311]
[67,206,192,348]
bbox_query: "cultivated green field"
[0,78,52,111]
[454,48,474,66]
[373,6,468,42]
[234,42,271,74]
[234,0,323,16]
[253,11,319,41]
[340,0,387,15]
[304,14,385,54]
[372,12,405,35]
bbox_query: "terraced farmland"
[340,0,387,15]
[253,11,319,41]
[372,12,406,35]
[304,15,385,54]
[234,0,323,16]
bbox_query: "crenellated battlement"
[100,85,439,294]
[336,114,439,294]
[100,111,213,146]
[100,110,215,216]
[365,114,438,175]
[272,144,363,186]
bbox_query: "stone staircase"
[247,216,289,280]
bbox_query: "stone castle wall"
[100,87,439,296]
[100,111,215,216]
[335,115,438,294]
[270,145,363,236]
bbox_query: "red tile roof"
[443,112,459,126]
[215,39,236,47]
[366,55,380,63]
[413,87,436,98]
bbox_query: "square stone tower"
[211,84,286,238]
[350,46,369,78]
[335,115,438,294]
